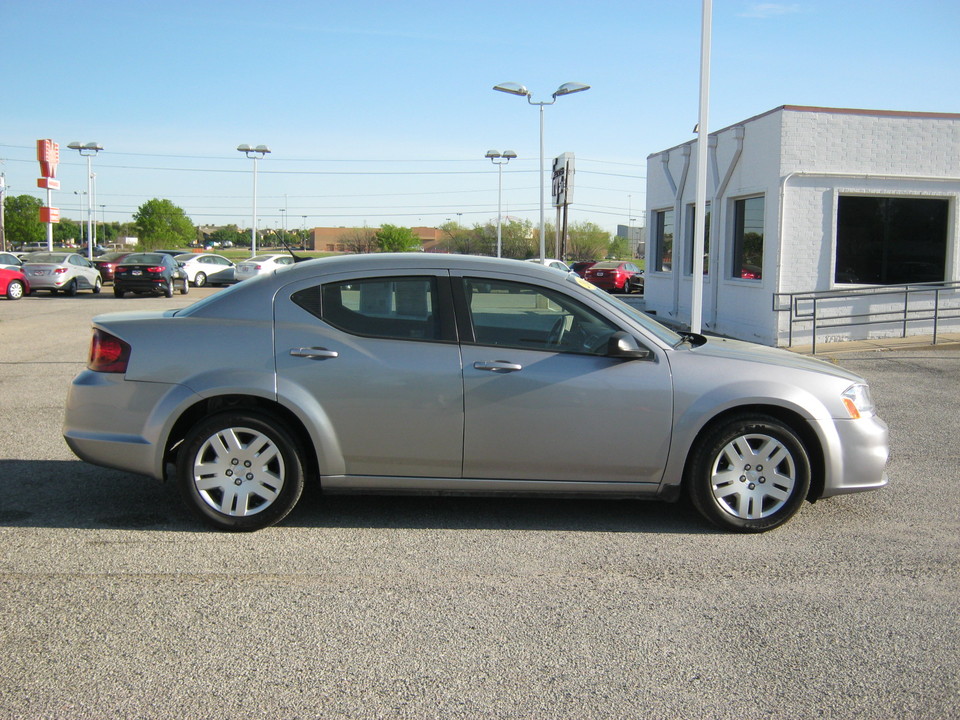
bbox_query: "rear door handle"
[474,361,523,373]
[290,347,339,360]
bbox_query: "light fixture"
[68,141,103,259]
[237,144,271,255]
[493,81,590,260]
[485,149,517,258]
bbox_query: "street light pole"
[237,144,271,256]
[67,142,103,259]
[493,81,589,261]
[485,150,517,258]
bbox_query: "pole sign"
[36,139,61,190]
[551,152,575,207]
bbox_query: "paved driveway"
[0,291,957,719]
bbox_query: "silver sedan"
[63,254,888,532]
[21,251,102,295]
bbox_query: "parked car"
[0,252,23,272]
[113,253,189,298]
[235,254,296,281]
[93,251,135,283]
[20,252,102,295]
[64,254,888,533]
[525,258,573,274]
[570,261,598,278]
[0,268,29,300]
[584,261,644,293]
[175,253,236,287]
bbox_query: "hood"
[687,336,864,383]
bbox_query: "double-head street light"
[493,81,589,260]
[67,141,103,259]
[237,144,271,255]
[485,149,517,258]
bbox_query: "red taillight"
[145,266,165,273]
[54,267,68,274]
[88,329,131,373]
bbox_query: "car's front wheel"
[176,412,306,531]
[6,280,25,300]
[193,272,207,288]
[92,277,102,294]
[685,414,811,533]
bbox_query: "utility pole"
[0,174,6,252]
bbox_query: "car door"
[456,275,673,485]
[273,271,465,479]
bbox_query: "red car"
[93,251,135,283]
[570,261,598,278]
[0,268,30,300]
[584,261,644,293]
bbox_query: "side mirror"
[607,331,652,360]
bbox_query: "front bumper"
[821,414,890,497]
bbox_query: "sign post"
[36,139,61,251]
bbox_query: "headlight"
[841,383,876,419]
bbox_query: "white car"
[526,258,573,274]
[234,254,296,282]
[175,253,236,287]
[0,252,23,271]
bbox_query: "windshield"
[566,273,682,346]
[122,254,164,264]
[23,253,69,263]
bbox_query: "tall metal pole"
[0,174,6,253]
[538,103,546,260]
[691,0,713,335]
[251,154,258,255]
[497,161,504,258]
[85,156,94,258]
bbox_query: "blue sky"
[2,0,957,235]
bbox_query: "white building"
[644,105,960,346]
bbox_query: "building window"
[836,196,948,285]
[732,196,764,280]
[654,209,674,272]
[685,203,710,275]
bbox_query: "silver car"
[63,254,888,532]
[21,252,102,295]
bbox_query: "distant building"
[616,224,646,259]
[645,105,960,346]
[308,226,446,253]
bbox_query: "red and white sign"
[37,178,61,190]
[40,206,60,224]
[37,139,60,179]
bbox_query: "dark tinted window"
[836,196,947,284]
[293,276,443,342]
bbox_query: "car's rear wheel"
[194,272,207,288]
[113,287,125,298]
[176,412,306,531]
[65,278,78,297]
[6,280,25,300]
[685,414,810,533]
[163,279,174,298]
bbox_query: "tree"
[340,226,378,254]
[608,236,630,259]
[3,195,44,249]
[133,198,195,250]
[500,219,536,259]
[208,225,245,248]
[375,224,422,253]
[441,221,494,256]
[566,221,611,261]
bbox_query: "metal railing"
[774,281,960,353]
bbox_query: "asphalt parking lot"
[0,289,958,719]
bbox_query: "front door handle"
[290,347,339,360]
[474,361,523,373]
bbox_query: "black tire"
[163,279,174,298]
[92,277,102,294]
[685,414,811,533]
[114,287,125,298]
[179,276,189,295]
[176,411,306,531]
[193,272,207,288]
[6,280,25,300]
[65,278,78,297]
